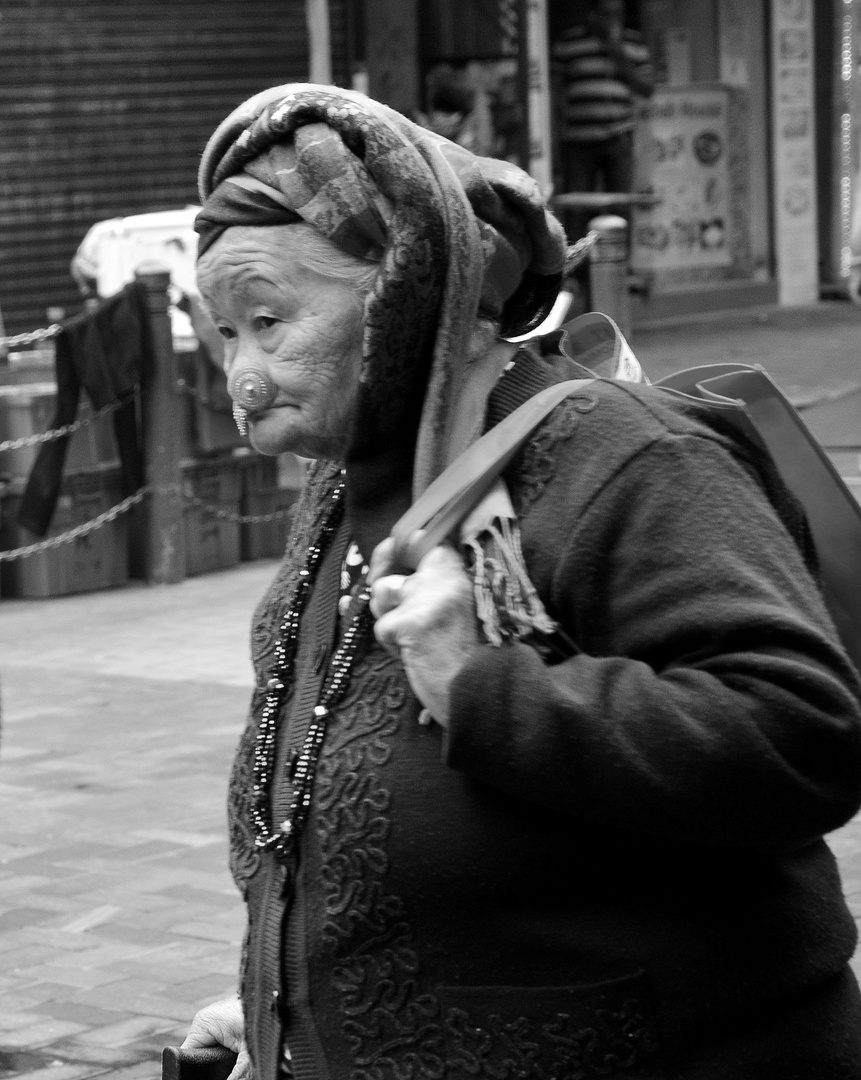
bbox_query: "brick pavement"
[0,300,859,1078]
[0,562,277,1079]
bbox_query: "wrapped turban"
[196,84,567,556]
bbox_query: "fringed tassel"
[462,518,557,646]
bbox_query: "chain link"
[0,324,63,349]
[182,490,294,525]
[148,483,294,524]
[0,488,148,562]
[564,230,601,272]
[0,395,133,454]
[0,484,294,563]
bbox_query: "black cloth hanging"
[16,281,152,536]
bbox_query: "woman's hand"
[181,994,252,1080]
[369,539,482,727]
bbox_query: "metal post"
[137,266,186,584]
[305,0,332,84]
[516,0,532,172]
[0,301,8,365]
[524,0,552,194]
[587,214,631,338]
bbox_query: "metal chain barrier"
[0,318,135,454]
[0,488,149,563]
[0,485,293,563]
[0,395,134,454]
[564,230,601,273]
[0,324,63,349]
[181,490,294,525]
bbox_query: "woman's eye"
[216,324,236,341]
[253,316,279,333]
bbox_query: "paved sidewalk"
[0,562,276,1080]
[0,300,859,1078]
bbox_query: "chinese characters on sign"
[632,86,733,272]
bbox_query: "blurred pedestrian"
[417,65,495,157]
[553,0,654,238]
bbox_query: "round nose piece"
[228,365,278,412]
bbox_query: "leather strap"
[390,378,595,568]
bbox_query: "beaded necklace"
[250,476,373,865]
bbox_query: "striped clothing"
[553,24,652,143]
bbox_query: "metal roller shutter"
[0,0,309,333]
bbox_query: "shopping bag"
[656,363,861,673]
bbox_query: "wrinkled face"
[196,226,365,460]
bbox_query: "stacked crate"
[180,453,244,577]
[237,451,303,562]
[0,465,128,597]
[0,384,127,597]
[0,383,119,479]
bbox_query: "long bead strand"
[249,476,374,865]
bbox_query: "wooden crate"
[0,382,119,479]
[0,466,128,597]
[181,454,243,577]
[238,452,303,561]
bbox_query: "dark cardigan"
[228,368,861,1080]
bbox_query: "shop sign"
[631,86,733,271]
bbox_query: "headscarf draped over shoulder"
[196,84,566,555]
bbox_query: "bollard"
[137,265,187,584]
[587,214,631,339]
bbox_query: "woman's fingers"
[370,546,482,724]
[367,537,397,585]
[371,545,470,639]
[228,1048,253,1080]
[368,530,428,582]
[369,573,409,620]
[370,573,410,656]
[181,995,244,1053]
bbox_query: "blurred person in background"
[552,0,654,241]
[417,64,495,157]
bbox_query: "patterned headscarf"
[196,84,567,556]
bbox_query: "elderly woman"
[182,84,861,1079]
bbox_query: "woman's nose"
[227,354,278,414]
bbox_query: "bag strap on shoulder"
[391,325,861,674]
[390,378,595,567]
